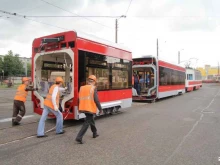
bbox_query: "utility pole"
[115,15,126,43]
[218,61,219,75]
[115,19,118,43]
[2,70,4,81]
[24,59,27,77]
[178,51,180,64]
[157,38,159,59]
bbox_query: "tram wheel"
[113,106,120,113]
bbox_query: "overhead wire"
[125,0,133,16]
[25,15,120,18]
[40,0,113,29]
[0,9,69,30]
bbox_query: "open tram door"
[132,56,158,101]
[33,41,74,115]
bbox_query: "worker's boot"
[75,138,84,144]
[93,133,99,138]
[12,121,20,126]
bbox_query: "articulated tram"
[132,56,203,101]
[132,56,186,101]
[31,30,132,120]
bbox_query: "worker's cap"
[88,75,97,82]
[55,77,64,83]
[22,77,30,82]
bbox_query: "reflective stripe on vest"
[79,85,97,114]
[44,84,59,110]
[14,84,28,102]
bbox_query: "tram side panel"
[158,60,186,99]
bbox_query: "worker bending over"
[12,77,37,126]
[37,77,66,138]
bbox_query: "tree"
[3,50,25,76]
[27,63,31,77]
[0,57,3,80]
[0,57,3,72]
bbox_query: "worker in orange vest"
[75,75,103,144]
[37,77,66,138]
[132,74,134,86]
[12,77,38,126]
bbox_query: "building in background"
[19,57,31,64]
[197,65,220,80]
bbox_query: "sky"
[0,0,220,68]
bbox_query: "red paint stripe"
[187,87,193,91]
[98,89,132,102]
[159,85,185,92]
[188,81,202,85]
[158,61,185,72]
[77,38,132,61]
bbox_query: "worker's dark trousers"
[76,113,97,140]
[12,100,26,123]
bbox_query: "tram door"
[78,51,86,91]
[133,67,155,95]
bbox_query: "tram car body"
[132,56,185,101]
[31,31,132,120]
[185,68,202,92]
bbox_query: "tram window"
[112,70,128,89]
[159,66,185,85]
[88,67,110,90]
[187,74,193,80]
[79,50,132,90]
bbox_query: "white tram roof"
[76,30,131,53]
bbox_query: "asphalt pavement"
[0,84,220,165]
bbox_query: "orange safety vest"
[44,84,60,110]
[79,85,97,114]
[14,84,28,102]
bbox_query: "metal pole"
[25,59,27,77]
[218,61,219,75]
[115,19,118,43]
[157,38,159,59]
[178,51,180,64]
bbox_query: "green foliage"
[2,50,25,76]
[0,57,3,73]
[27,63,31,77]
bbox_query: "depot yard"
[0,83,220,165]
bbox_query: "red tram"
[31,31,132,120]
[132,56,185,101]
